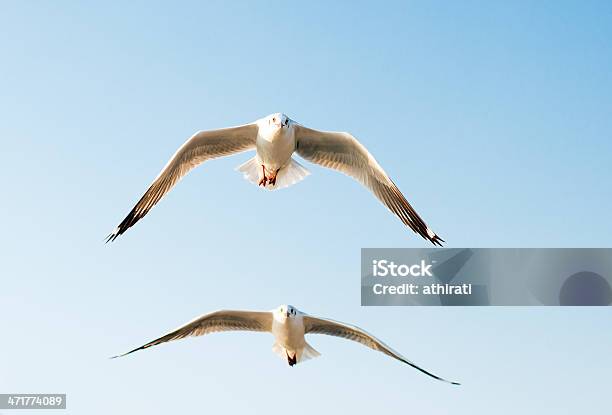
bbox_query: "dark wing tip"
[400,357,459,385]
[430,374,460,385]
[429,233,445,247]
[105,204,146,243]
[109,343,151,359]
[104,230,120,244]
[385,179,445,247]
[109,349,134,359]
[419,228,444,247]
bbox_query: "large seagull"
[112,305,459,385]
[106,113,444,245]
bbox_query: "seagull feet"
[287,351,297,367]
[258,165,268,187]
[268,168,280,186]
[258,166,280,187]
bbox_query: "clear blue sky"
[1,1,611,414]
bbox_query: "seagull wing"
[112,310,272,358]
[294,125,443,246]
[303,315,459,384]
[107,123,259,241]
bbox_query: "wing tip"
[425,228,445,247]
[109,350,130,359]
[106,203,147,243]
[109,345,147,359]
[105,225,127,243]
[400,357,459,385]
[431,234,445,247]
[104,230,119,243]
[431,374,461,385]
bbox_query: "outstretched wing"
[107,123,259,241]
[294,125,443,246]
[303,315,459,384]
[112,310,272,358]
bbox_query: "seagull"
[112,305,459,385]
[106,113,444,245]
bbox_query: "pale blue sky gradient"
[1,1,611,414]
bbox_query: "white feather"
[236,157,310,191]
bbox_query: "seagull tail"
[271,341,321,366]
[236,157,310,191]
[297,341,321,363]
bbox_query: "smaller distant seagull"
[112,305,459,385]
[106,113,443,245]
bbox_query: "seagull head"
[276,304,298,319]
[267,113,290,129]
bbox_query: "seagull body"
[112,305,459,385]
[107,113,443,245]
[253,113,298,186]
